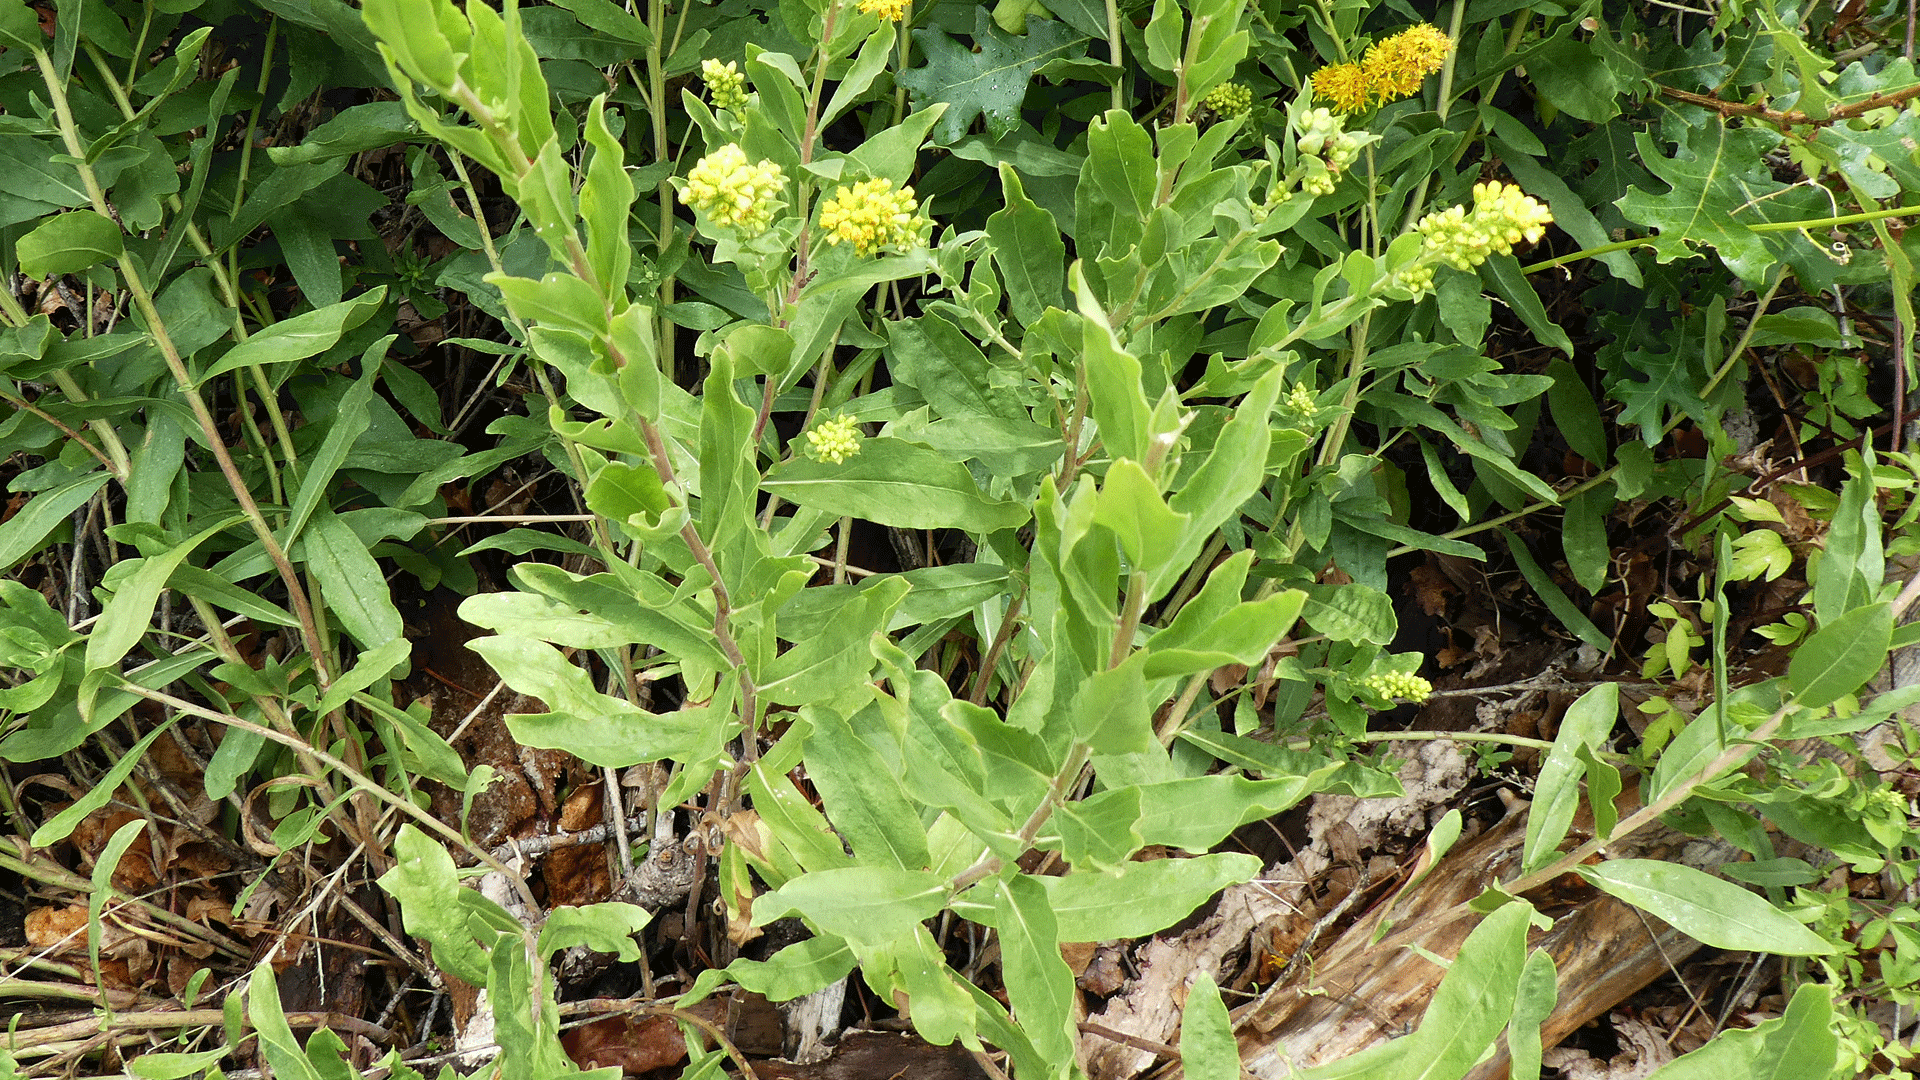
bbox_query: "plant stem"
[31,44,333,687]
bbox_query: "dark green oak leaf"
[897,10,1086,145]
[1616,118,1839,288]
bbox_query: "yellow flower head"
[679,144,787,235]
[1312,62,1371,114]
[857,0,909,20]
[818,177,924,256]
[1362,24,1451,101]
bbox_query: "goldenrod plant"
[0,0,1917,1073]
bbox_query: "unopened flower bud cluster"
[1414,181,1554,270]
[680,144,786,235]
[1202,81,1254,120]
[701,59,748,112]
[805,415,863,464]
[1281,381,1319,423]
[818,177,924,256]
[1295,108,1361,196]
[1361,670,1433,704]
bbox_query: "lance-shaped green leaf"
[752,866,947,945]
[196,287,388,385]
[804,705,930,871]
[1579,860,1834,955]
[87,514,245,677]
[1393,901,1532,1080]
[1789,601,1893,709]
[1181,972,1241,1080]
[764,438,1030,532]
[1644,982,1837,1080]
[995,874,1077,1069]
[17,210,123,277]
[304,505,404,649]
[467,635,724,767]
[956,853,1261,941]
[0,473,113,571]
[986,163,1065,327]
[1523,682,1618,872]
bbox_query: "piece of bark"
[1200,803,1741,1080]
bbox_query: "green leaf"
[1180,972,1241,1080]
[16,210,123,277]
[304,505,404,649]
[995,874,1078,1069]
[1789,601,1893,709]
[1499,529,1611,651]
[763,438,1030,531]
[535,902,650,962]
[1578,860,1834,955]
[31,718,176,847]
[1523,683,1617,873]
[761,576,908,706]
[1007,853,1259,941]
[751,866,947,945]
[88,515,245,677]
[1644,982,1837,1080]
[1125,772,1345,852]
[1395,900,1532,1080]
[986,164,1066,327]
[248,963,326,1080]
[315,639,412,717]
[377,825,493,986]
[1508,949,1559,1080]
[1478,255,1572,356]
[885,313,1026,422]
[1616,121,1838,287]
[0,473,112,571]
[129,1048,234,1080]
[896,11,1087,144]
[196,287,388,385]
[723,934,857,1001]
[285,339,387,544]
[467,635,723,767]
[804,706,931,871]
[1299,582,1395,645]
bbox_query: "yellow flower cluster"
[1202,81,1254,119]
[857,0,908,20]
[1312,24,1452,113]
[1361,670,1433,704]
[1413,181,1554,271]
[805,415,863,464]
[818,178,923,256]
[679,144,786,235]
[701,58,747,112]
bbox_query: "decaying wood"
[1138,797,1741,1080]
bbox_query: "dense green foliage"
[2,0,1920,1074]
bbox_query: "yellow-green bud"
[679,144,786,236]
[701,59,748,112]
[818,177,925,256]
[1412,181,1553,271]
[1362,670,1433,704]
[1203,81,1254,119]
[805,415,863,464]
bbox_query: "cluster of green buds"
[680,144,787,235]
[1295,108,1362,196]
[701,59,748,112]
[1280,381,1321,427]
[1201,81,1254,120]
[1361,670,1433,705]
[818,177,925,256]
[1413,181,1554,270]
[805,415,863,464]
[1388,180,1553,297]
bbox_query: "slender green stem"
[1745,202,1920,232]
[1521,237,1660,274]
[31,43,332,686]
[1395,0,1469,234]
[1105,0,1125,112]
